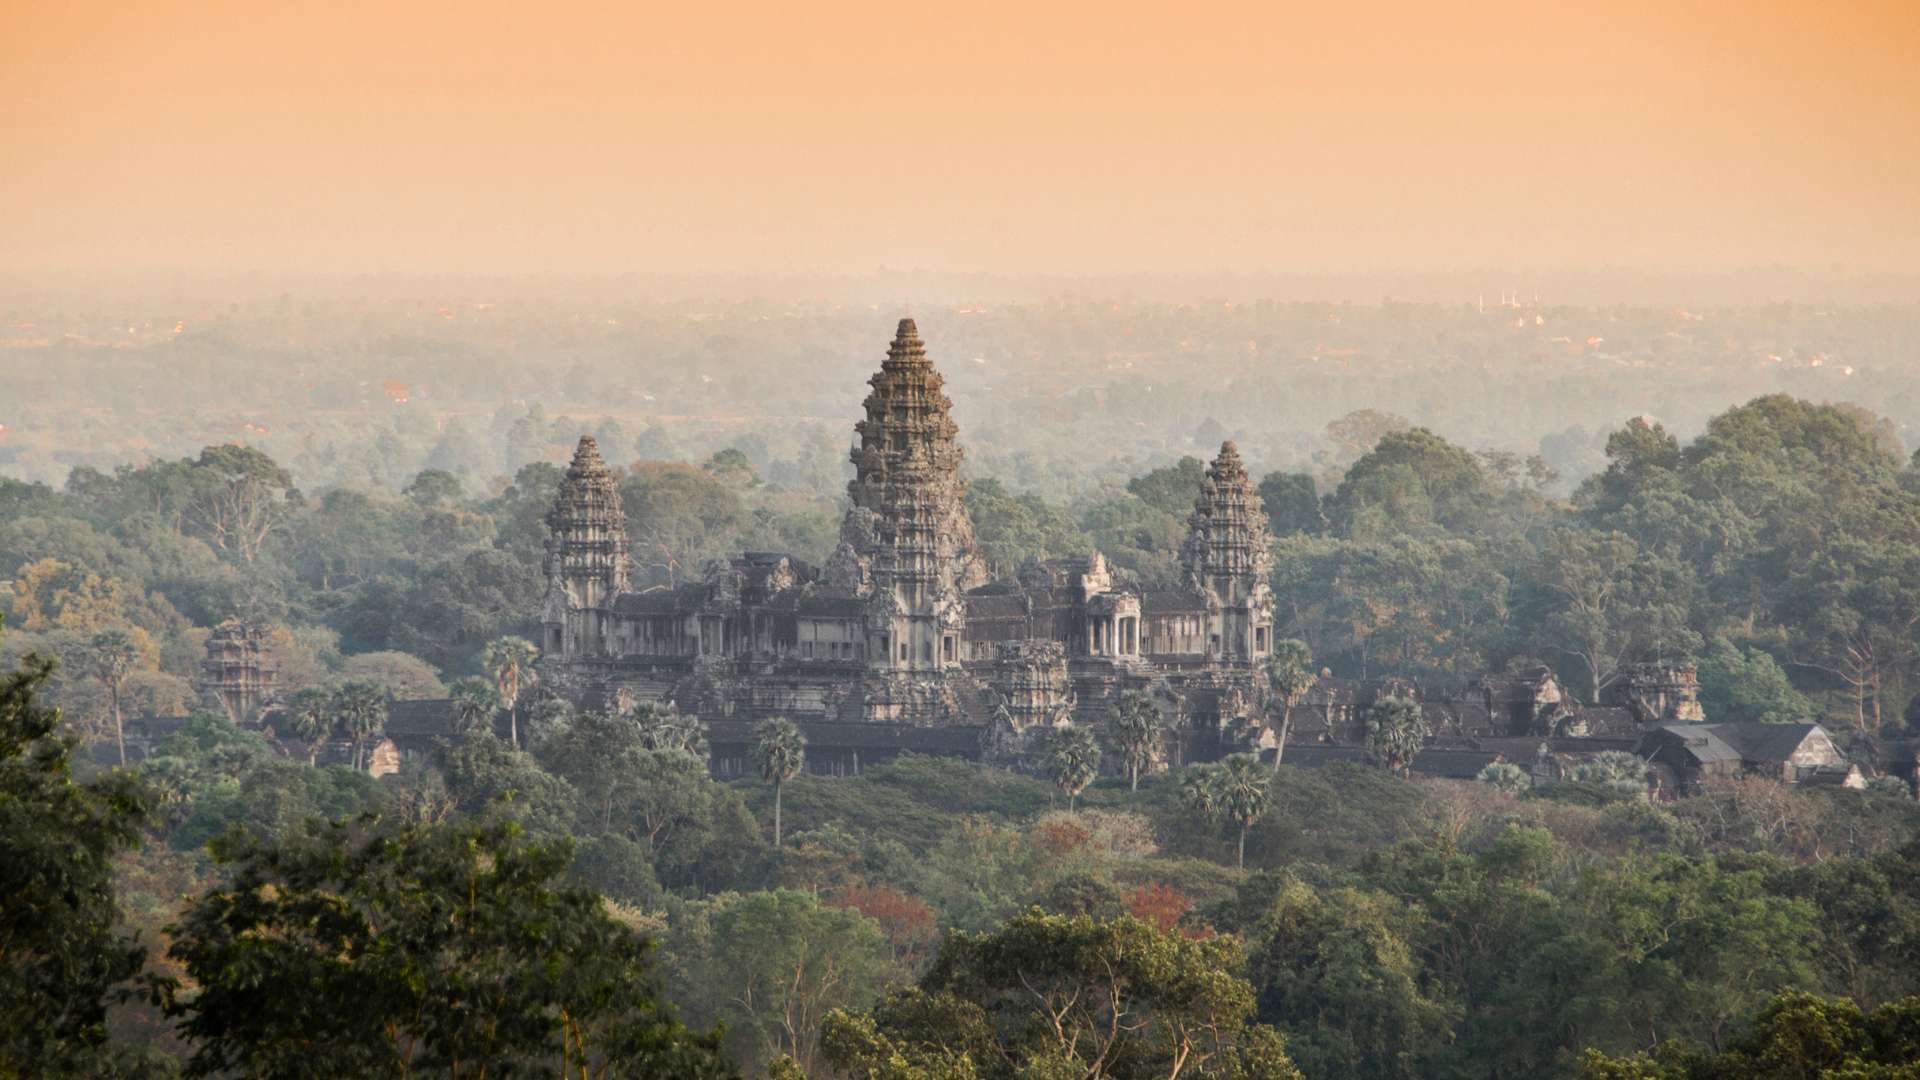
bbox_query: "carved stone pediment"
[824,542,871,592]
[864,585,902,623]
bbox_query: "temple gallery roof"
[1273,745,1503,779]
[706,719,985,754]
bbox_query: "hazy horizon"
[7,1,1918,278]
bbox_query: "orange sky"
[4,0,1917,275]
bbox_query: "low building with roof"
[1635,722,1858,794]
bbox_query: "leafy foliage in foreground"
[0,651,154,1077]
[155,819,734,1079]
[824,909,1303,1080]
[1577,990,1920,1079]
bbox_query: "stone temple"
[538,319,1277,774]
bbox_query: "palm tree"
[1571,750,1650,799]
[85,629,139,766]
[1044,725,1102,811]
[628,701,707,758]
[1180,763,1223,820]
[1103,691,1164,793]
[448,676,500,736]
[141,755,195,830]
[1262,640,1316,768]
[1366,696,1430,778]
[752,716,806,848]
[332,680,388,772]
[1477,761,1531,796]
[284,686,335,766]
[481,636,540,749]
[1214,754,1272,869]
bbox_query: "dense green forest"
[10,391,1920,1077]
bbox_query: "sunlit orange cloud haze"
[3,0,1917,275]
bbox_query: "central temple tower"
[836,319,988,672]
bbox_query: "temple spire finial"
[887,318,928,365]
[570,434,605,469]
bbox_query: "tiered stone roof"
[1180,440,1272,585]
[846,319,988,594]
[200,619,277,725]
[544,435,629,594]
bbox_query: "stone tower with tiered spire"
[541,435,630,662]
[1181,441,1275,664]
[836,319,989,673]
[200,620,277,726]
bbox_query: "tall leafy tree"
[1258,471,1325,537]
[1528,528,1701,704]
[1331,427,1490,536]
[965,477,1094,577]
[1043,724,1101,811]
[1,651,152,1075]
[84,628,139,766]
[330,680,386,772]
[620,463,750,587]
[1696,636,1815,723]
[537,709,654,835]
[481,635,540,749]
[156,819,733,1078]
[523,695,574,748]
[1575,990,1920,1080]
[401,468,463,508]
[1245,877,1454,1080]
[1103,691,1165,793]
[433,730,580,838]
[753,717,806,849]
[667,889,893,1075]
[185,444,299,564]
[822,909,1303,1080]
[1783,539,1920,731]
[1125,456,1208,515]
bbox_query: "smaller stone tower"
[201,620,276,726]
[1180,441,1275,664]
[1608,662,1706,724]
[542,436,630,662]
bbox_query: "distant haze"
[5,1,1918,276]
